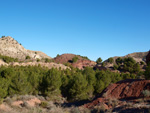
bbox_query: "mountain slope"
[0,36,51,60]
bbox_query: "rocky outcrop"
[146,51,150,64]
[84,79,150,109]
[54,54,96,69]
[0,36,51,60]
[72,59,96,69]
[102,79,150,99]
[104,51,148,66]
[125,52,148,62]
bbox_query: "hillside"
[94,51,149,73]
[54,54,96,69]
[84,79,150,112]
[0,36,51,60]
[105,51,148,64]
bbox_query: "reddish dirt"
[146,51,150,64]
[103,79,150,99]
[84,79,150,109]
[72,59,96,69]
[54,54,96,69]
[54,54,77,64]
[84,98,106,108]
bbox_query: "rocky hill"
[54,54,96,69]
[0,36,51,60]
[106,51,148,64]
[84,79,150,112]
[95,51,149,71]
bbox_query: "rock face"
[0,36,51,60]
[125,52,148,62]
[104,51,148,65]
[84,79,150,109]
[102,79,150,99]
[72,59,96,69]
[54,54,96,69]
[146,51,150,64]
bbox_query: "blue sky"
[0,0,150,61]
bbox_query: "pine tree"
[8,71,32,95]
[43,68,62,96]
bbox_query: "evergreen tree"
[42,68,62,96]
[83,67,96,98]
[96,57,102,64]
[0,77,10,100]
[68,73,88,101]
[145,64,150,79]
[8,71,32,95]
[108,57,114,63]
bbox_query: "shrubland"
[0,65,141,103]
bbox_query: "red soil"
[54,54,96,69]
[84,79,150,108]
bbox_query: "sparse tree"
[116,57,123,65]
[108,57,114,63]
[72,56,79,63]
[96,57,102,64]
[26,55,31,60]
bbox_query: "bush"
[36,58,40,62]
[1,36,5,38]
[8,71,32,95]
[0,77,9,100]
[116,57,123,65]
[145,64,150,79]
[113,64,118,70]
[26,55,31,60]
[123,57,140,73]
[45,58,51,63]
[0,54,18,63]
[72,56,79,63]
[108,57,114,63]
[40,101,48,108]
[42,68,62,97]
[96,57,102,64]
[68,72,89,101]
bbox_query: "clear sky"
[0,0,150,61]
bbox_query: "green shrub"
[8,71,32,95]
[96,57,102,64]
[0,54,18,63]
[113,64,118,70]
[45,58,51,63]
[0,77,10,100]
[40,101,48,108]
[116,57,123,65]
[42,68,62,96]
[36,58,40,62]
[1,36,5,38]
[108,57,114,63]
[26,55,31,60]
[145,64,150,79]
[68,72,89,101]
[72,56,79,63]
